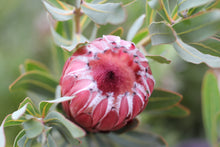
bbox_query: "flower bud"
[60,35,155,132]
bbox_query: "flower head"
[60,35,155,132]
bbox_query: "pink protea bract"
[60,35,155,132]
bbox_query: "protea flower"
[60,35,155,132]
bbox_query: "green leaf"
[146,55,171,64]
[163,0,177,16]
[110,27,124,37]
[132,29,148,44]
[25,59,49,73]
[42,0,74,21]
[4,115,26,127]
[147,0,162,10]
[44,111,86,145]
[189,36,220,57]
[12,104,28,120]
[13,130,25,147]
[177,0,214,12]
[108,129,168,147]
[81,2,126,25]
[147,104,190,117]
[50,25,72,49]
[39,96,74,117]
[173,38,220,68]
[148,0,173,23]
[61,34,88,51]
[146,88,182,111]
[44,134,57,147]
[173,10,220,43]
[18,97,39,116]
[145,1,155,26]
[202,70,220,146]
[9,71,58,98]
[51,23,89,52]
[127,14,146,41]
[22,119,44,139]
[17,135,33,147]
[39,102,53,118]
[89,23,98,41]
[149,22,176,45]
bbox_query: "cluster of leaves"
[146,0,220,68]
[1,0,220,146]
[0,96,86,147]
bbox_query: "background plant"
[0,0,220,147]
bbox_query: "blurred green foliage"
[0,0,51,145]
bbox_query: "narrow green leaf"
[42,0,74,21]
[52,25,88,51]
[149,22,176,45]
[39,96,74,117]
[110,27,124,38]
[173,10,220,43]
[46,0,73,9]
[147,0,173,23]
[9,71,58,98]
[81,2,126,25]
[44,111,86,145]
[22,119,44,139]
[146,55,171,64]
[127,14,146,41]
[61,35,88,52]
[146,88,182,111]
[81,15,92,32]
[132,29,148,44]
[53,46,67,76]
[55,85,61,99]
[18,97,39,116]
[44,134,57,147]
[202,70,220,146]
[147,0,162,10]
[163,0,177,16]
[17,135,33,147]
[89,23,98,41]
[189,36,220,57]
[12,104,28,120]
[4,115,26,127]
[173,38,220,68]
[13,130,25,147]
[147,104,190,117]
[177,0,214,12]
[44,96,74,103]
[108,129,168,147]
[50,25,72,49]
[25,59,49,73]
[146,1,155,26]
[39,102,53,118]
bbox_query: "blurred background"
[0,0,209,146]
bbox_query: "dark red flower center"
[89,50,140,96]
